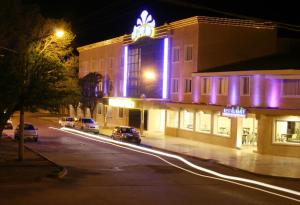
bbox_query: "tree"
[79,72,103,119]
[0,1,77,161]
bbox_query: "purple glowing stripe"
[268,78,279,108]
[230,76,238,105]
[210,77,216,104]
[253,75,260,107]
[162,38,169,99]
[123,46,128,97]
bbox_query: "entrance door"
[129,109,141,128]
[241,117,258,151]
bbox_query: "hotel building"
[78,11,300,158]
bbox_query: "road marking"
[51,127,300,202]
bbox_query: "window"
[240,76,250,96]
[172,47,180,62]
[172,79,179,93]
[166,110,179,128]
[275,120,300,144]
[184,79,192,93]
[201,77,210,95]
[282,79,300,97]
[180,110,194,130]
[184,45,193,61]
[195,111,211,133]
[119,108,124,118]
[128,48,141,97]
[214,113,231,136]
[97,104,102,115]
[216,77,227,95]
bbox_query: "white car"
[14,123,38,142]
[59,117,76,127]
[74,118,99,134]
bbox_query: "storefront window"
[215,114,231,136]
[166,110,179,128]
[180,110,194,130]
[242,118,257,145]
[195,111,211,133]
[275,120,300,144]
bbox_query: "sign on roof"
[131,10,155,41]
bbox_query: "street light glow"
[55,30,65,38]
[143,70,156,80]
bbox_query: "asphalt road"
[1,112,300,205]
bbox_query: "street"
[0,112,300,205]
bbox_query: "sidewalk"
[0,137,63,183]
[101,127,300,179]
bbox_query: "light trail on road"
[51,127,300,203]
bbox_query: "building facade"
[78,11,300,158]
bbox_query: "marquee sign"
[109,98,135,109]
[222,106,247,118]
[131,10,155,41]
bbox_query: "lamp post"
[140,93,146,136]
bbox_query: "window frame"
[281,79,300,98]
[172,47,180,63]
[201,77,211,95]
[184,78,192,94]
[240,76,251,96]
[171,78,179,94]
[216,77,228,96]
[184,45,193,62]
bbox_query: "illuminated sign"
[109,98,135,108]
[222,106,246,118]
[131,10,155,41]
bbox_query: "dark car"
[112,126,141,144]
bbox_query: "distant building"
[78,10,300,158]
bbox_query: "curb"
[24,145,68,179]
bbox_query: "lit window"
[184,79,192,93]
[172,47,180,62]
[201,77,210,95]
[216,77,227,95]
[180,110,194,130]
[240,76,250,96]
[184,45,193,61]
[172,79,179,93]
[195,111,211,133]
[214,113,231,136]
[166,110,179,128]
[282,79,300,97]
[275,120,300,144]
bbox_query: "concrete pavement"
[100,127,300,179]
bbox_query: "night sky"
[23,0,300,47]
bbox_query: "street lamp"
[55,29,65,38]
[39,29,65,54]
[140,93,146,136]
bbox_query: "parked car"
[59,117,76,127]
[4,119,13,130]
[74,118,99,134]
[14,123,38,142]
[111,126,141,144]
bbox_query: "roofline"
[77,15,276,52]
[192,69,300,77]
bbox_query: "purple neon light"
[230,76,238,105]
[123,46,128,97]
[162,38,169,99]
[268,78,279,108]
[210,77,216,104]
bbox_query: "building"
[78,10,300,158]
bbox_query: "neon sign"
[131,10,155,41]
[222,106,247,118]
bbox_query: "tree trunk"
[18,106,24,161]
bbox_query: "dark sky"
[23,0,300,47]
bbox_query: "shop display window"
[215,114,231,136]
[275,120,300,144]
[166,110,179,128]
[242,118,257,145]
[195,111,211,133]
[180,110,194,130]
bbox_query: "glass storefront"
[242,118,257,145]
[195,111,211,133]
[215,114,231,136]
[275,120,300,144]
[166,110,179,128]
[180,110,194,131]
